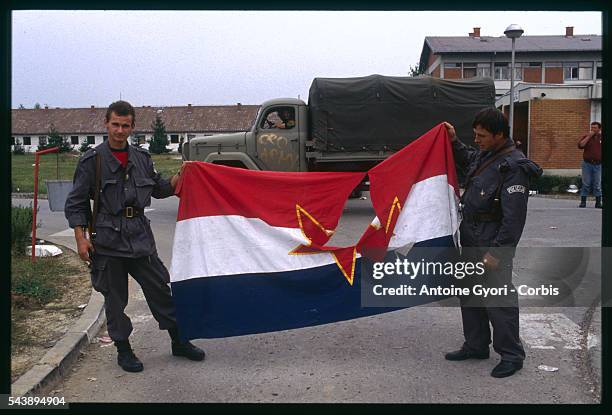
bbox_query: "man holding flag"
[65,101,205,373]
[443,109,542,378]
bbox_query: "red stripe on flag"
[360,123,458,254]
[176,163,366,230]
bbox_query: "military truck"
[182,75,495,186]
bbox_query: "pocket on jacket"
[93,218,122,250]
[101,179,121,214]
[135,177,155,208]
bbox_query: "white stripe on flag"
[170,215,338,282]
[389,175,459,249]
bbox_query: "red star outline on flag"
[289,204,357,285]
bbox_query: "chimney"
[187,103,192,112]
[473,27,480,37]
[237,102,242,110]
[44,105,48,110]
[566,26,574,37]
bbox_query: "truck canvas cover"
[309,75,495,152]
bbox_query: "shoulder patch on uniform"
[506,184,526,194]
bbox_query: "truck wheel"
[349,189,362,199]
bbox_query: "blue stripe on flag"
[171,235,455,340]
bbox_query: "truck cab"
[184,98,307,172]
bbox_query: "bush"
[530,175,581,194]
[13,139,25,155]
[12,205,33,255]
[78,139,91,153]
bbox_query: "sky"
[11,10,602,109]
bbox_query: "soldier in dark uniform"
[65,100,205,373]
[442,108,542,378]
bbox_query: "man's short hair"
[472,108,510,138]
[591,121,602,129]
[106,100,136,126]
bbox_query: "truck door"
[255,106,300,172]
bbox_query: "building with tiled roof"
[11,103,260,152]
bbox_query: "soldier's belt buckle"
[125,206,134,218]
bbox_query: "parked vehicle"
[183,74,495,189]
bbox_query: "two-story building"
[11,104,259,153]
[419,26,602,174]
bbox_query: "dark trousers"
[459,262,525,363]
[90,253,177,341]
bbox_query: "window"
[170,134,179,144]
[261,107,295,129]
[544,62,562,67]
[11,136,15,145]
[444,62,461,68]
[596,62,602,79]
[494,63,522,80]
[494,63,510,80]
[103,135,108,141]
[39,136,47,146]
[462,63,477,79]
[23,136,31,145]
[563,62,579,80]
[87,135,95,145]
[71,135,79,145]
[476,63,491,77]
[136,135,146,145]
[578,62,593,80]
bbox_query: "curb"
[11,276,106,397]
[587,304,601,398]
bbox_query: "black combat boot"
[579,196,587,208]
[168,328,206,361]
[595,197,602,209]
[115,340,144,372]
[491,360,523,378]
[445,347,489,361]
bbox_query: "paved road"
[15,195,602,403]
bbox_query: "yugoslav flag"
[170,124,460,340]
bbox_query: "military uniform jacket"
[452,138,542,252]
[65,141,175,257]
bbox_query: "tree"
[34,102,41,109]
[149,114,170,154]
[408,62,425,77]
[40,126,71,152]
[17,104,25,109]
[78,138,91,153]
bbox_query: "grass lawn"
[11,252,83,306]
[11,152,182,194]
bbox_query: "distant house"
[419,26,602,174]
[11,103,260,153]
